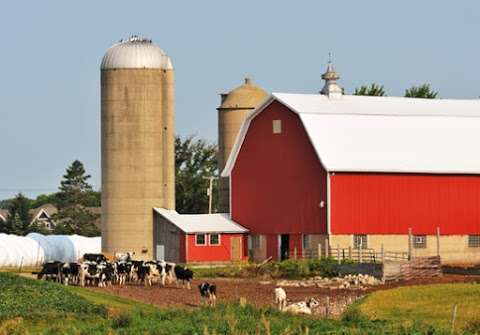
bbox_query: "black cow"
[198,282,217,307]
[174,265,193,289]
[83,253,107,263]
[35,261,63,282]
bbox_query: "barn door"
[156,245,165,261]
[231,237,242,261]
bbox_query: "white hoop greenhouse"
[0,233,101,267]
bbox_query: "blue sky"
[0,1,479,199]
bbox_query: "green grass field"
[358,283,480,331]
[1,272,480,334]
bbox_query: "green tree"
[354,83,386,96]
[405,84,438,98]
[175,136,218,214]
[53,160,100,236]
[3,193,32,235]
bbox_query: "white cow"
[274,287,287,311]
[283,297,320,315]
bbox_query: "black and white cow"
[61,262,81,286]
[198,282,217,307]
[35,261,63,282]
[83,253,107,263]
[174,265,193,289]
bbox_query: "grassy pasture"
[2,272,479,334]
[358,283,480,330]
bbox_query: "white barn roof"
[222,93,480,175]
[154,208,248,234]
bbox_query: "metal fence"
[285,246,409,263]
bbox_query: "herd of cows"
[33,252,322,313]
[34,252,194,290]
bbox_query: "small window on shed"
[209,234,220,245]
[272,120,282,134]
[196,234,206,246]
[468,235,480,248]
[413,235,427,249]
[353,234,368,249]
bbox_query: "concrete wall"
[101,68,175,259]
[330,234,480,265]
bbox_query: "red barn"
[154,208,248,263]
[222,90,480,264]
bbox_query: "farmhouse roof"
[222,93,480,175]
[154,208,248,234]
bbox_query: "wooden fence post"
[325,241,329,259]
[359,246,363,264]
[381,244,385,263]
[294,247,297,260]
[337,244,341,264]
[348,246,352,260]
[408,228,412,260]
[318,243,321,259]
[436,227,441,257]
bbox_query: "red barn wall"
[331,173,480,235]
[186,233,245,262]
[231,101,327,236]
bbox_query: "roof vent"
[320,57,343,98]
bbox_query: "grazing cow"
[83,253,107,263]
[35,261,63,282]
[198,282,217,307]
[274,287,287,311]
[61,262,81,286]
[174,265,193,289]
[283,298,320,315]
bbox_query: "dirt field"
[88,274,480,311]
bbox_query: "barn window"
[272,120,282,134]
[353,234,368,249]
[195,234,206,246]
[209,234,220,245]
[468,235,480,248]
[413,235,427,249]
[302,234,311,250]
[251,235,261,249]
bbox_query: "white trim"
[277,235,282,261]
[195,233,207,246]
[0,213,6,222]
[30,208,52,225]
[229,175,232,218]
[209,233,221,246]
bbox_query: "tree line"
[353,83,438,98]
[0,136,218,236]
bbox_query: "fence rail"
[285,246,409,263]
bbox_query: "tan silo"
[101,36,175,259]
[217,78,267,213]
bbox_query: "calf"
[198,282,217,307]
[283,298,320,315]
[174,265,193,289]
[116,261,131,286]
[274,287,287,311]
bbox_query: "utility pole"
[203,176,218,214]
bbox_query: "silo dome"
[219,78,267,109]
[100,36,173,70]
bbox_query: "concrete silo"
[217,78,267,213]
[101,36,175,259]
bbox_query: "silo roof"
[101,36,173,70]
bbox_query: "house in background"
[154,208,248,263]
[222,64,480,265]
